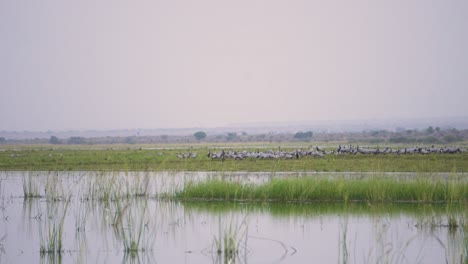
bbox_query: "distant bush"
[294,131,313,139]
[418,136,440,144]
[443,135,463,143]
[226,132,237,141]
[368,138,385,144]
[125,136,137,144]
[68,137,86,144]
[388,136,411,143]
[49,136,60,144]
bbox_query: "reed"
[39,196,71,256]
[22,172,41,198]
[176,177,468,203]
[112,198,154,255]
[212,215,248,263]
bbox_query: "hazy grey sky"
[1,0,467,131]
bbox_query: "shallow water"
[0,171,467,263]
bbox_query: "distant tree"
[0,137,5,144]
[193,131,207,141]
[49,136,60,144]
[426,126,434,134]
[68,136,85,144]
[435,127,441,132]
[294,131,313,139]
[125,136,136,144]
[226,132,237,141]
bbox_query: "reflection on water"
[0,171,467,263]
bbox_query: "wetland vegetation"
[1,140,467,263]
[1,170,467,263]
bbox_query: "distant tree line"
[0,126,466,145]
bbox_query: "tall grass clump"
[212,215,248,263]
[39,197,71,257]
[112,198,155,257]
[44,172,66,201]
[22,172,41,198]
[84,172,119,203]
[176,176,468,203]
[122,171,150,198]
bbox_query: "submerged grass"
[177,177,468,203]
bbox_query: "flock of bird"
[176,145,464,160]
[196,145,465,161]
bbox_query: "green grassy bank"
[0,147,467,172]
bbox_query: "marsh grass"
[39,196,71,257]
[84,172,119,203]
[212,215,249,263]
[44,172,66,202]
[338,217,349,264]
[177,177,468,203]
[122,171,150,198]
[22,172,41,198]
[112,198,155,256]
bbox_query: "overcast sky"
[1,0,467,131]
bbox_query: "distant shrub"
[68,137,86,144]
[443,135,463,143]
[125,136,137,144]
[418,136,440,144]
[226,132,237,141]
[368,138,385,144]
[389,136,410,143]
[425,126,434,134]
[49,136,60,144]
[294,131,313,139]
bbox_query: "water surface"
[0,171,466,263]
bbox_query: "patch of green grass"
[176,177,468,203]
[1,145,467,172]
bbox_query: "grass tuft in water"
[22,173,41,198]
[39,196,71,256]
[112,198,154,255]
[213,215,248,263]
